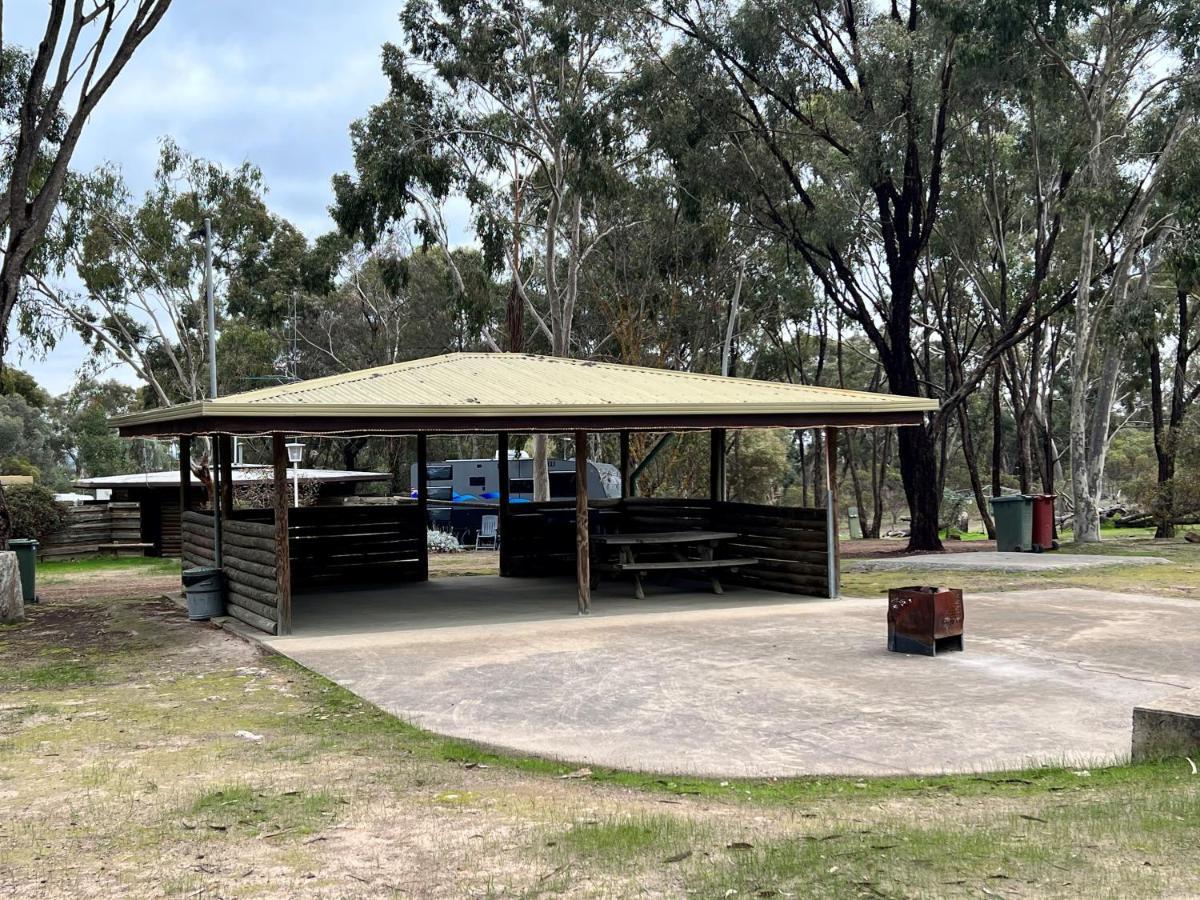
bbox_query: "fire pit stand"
[887,586,964,656]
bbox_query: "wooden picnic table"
[591,530,757,599]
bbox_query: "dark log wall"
[715,501,828,596]
[501,497,829,598]
[183,504,427,633]
[501,500,624,577]
[182,510,279,634]
[286,504,425,588]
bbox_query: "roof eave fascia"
[114,398,939,428]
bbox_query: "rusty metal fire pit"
[887,586,964,656]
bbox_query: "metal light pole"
[204,218,217,399]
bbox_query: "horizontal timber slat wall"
[714,501,828,596]
[39,502,141,560]
[183,503,427,633]
[182,510,279,633]
[287,504,425,588]
[234,503,427,589]
[500,497,828,598]
[503,501,584,577]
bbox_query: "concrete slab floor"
[847,550,1170,573]
[265,577,1200,777]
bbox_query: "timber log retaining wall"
[182,503,429,633]
[500,497,830,596]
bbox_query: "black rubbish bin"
[182,566,224,620]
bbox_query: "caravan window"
[426,465,453,481]
[549,472,577,496]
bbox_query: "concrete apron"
[263,581,1200,778]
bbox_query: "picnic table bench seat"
[97,542,155,558]
[591,530,758,599]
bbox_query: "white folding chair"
[476,514,499,550]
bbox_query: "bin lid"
[8,538,38,547]
[989,495,1029,505]
[182,566,222,586]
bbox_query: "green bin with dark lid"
[989,495,1033,552]
[9,539,38,602]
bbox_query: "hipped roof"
[113,353,936,437]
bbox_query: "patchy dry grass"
[843,535,1200,600]
[1,560,1199,897]
[428,549,499,577]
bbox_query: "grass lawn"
[1,551,1198,896]
[843,535,1200,600]
[37,555,181,582]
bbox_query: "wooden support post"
[710,428,727,504]
[178,435,192,576]
[824,427,840,599]
[218,434,234,517]
[416,434,429,581]
[497,432,510,576]
[272,434,292,635]
[209,433,224,569]
[619,431,631,501]
[575,430,591,614]
[178,435,192,514]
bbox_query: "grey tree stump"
[0,551,23,624]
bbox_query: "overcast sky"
[9,2,469,394]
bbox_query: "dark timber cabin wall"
[181,504,429,634]
[182,511,280,633]
[500,497,830,596]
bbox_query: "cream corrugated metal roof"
[113,353,935,432]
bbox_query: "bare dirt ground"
[36,569,182,603]
[1,562,1198,897]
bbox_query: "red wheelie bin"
[1030,494,1057,551]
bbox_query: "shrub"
[427,528,462,553]
[6,483,67,540]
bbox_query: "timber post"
[218,433,234,517]
[710,428,727,504]
[497,432,510,576]
[416,434,429,581]
[178,435,192,515]
[178,435,192,577]
[575,430,591,614]
[210,433,224,570]
[619,431,631,500]
[272,434,292,635]
[824,427,840,599]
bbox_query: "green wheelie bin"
[989,495,1033,552]
[9,538,38,602]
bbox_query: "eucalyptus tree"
[1022,0,1198,541]
[1137,129,1200,537]
[334,0,642,497]
[0,1,173,356]
[295,241,500,379]
[27,141,310,405]
[654,0,1069,550]
[0,0,171,550]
